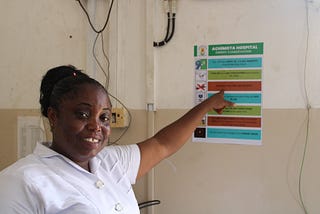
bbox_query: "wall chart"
[193,42,264,145]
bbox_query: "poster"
[193,42,263,145]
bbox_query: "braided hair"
[39,65,108,117]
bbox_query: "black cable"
[92,33,107,80]
[164,13,175,43]
[297,1,311,213]
[164,13,171,41]
[154,12,171,47]
[76,0,132,144]
[76,0,113,89]
[100,33,111,89]
[92,32,110,89]
[154,11,176,47]
[76,0,115,34]
[138,200,161,209]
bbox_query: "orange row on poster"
[208,116,261,128]
[208,81,261,91]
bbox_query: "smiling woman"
[0,65,142,213]
[47,81,112,170]
[40,66,113,170]
[0,65,234,214]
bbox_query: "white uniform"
[0,142,141,214]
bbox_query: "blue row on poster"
[207,128,261,140]
[208,93,262,104]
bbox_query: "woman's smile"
[48,83,112,165]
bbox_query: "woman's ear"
[47,107,58,131]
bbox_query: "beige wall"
[152,109,320,213]
[0,110,38,169]
[2,108,319,214]
[0,0,87,109]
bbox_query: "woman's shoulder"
[97,144,140,159]
[0,153,46,181]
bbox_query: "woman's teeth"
[84,138,99,143]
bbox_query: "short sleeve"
[98,144,141,184]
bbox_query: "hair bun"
[39,65,87,117]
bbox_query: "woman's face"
[48,83,112,165]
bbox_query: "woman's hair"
[39,65,108,117]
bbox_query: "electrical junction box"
[110,107,129,128]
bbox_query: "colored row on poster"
[209,106,261,116]
[196,81,261,92]
[208,81,261,91]
[209,93,261,104]
[196,69,261,81]
[207,116,261,128]
[195,58,262,70]
[194,127,261,140]
[194,42,264,57]
[196,82,261,93]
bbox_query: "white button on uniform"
[95,180,104,189]
[114,203,123,212]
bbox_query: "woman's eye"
[100,114,110,123]
[77,111,89,119]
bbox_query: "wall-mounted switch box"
[110,108,129,128]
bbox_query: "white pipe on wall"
[146,0,156,213]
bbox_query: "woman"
[0,65,234,213]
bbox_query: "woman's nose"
[87,119,101,132]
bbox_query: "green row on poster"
[194,42,263,56]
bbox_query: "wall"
[114,0,320,213]
[152,109,320,214]
[153,0,320,109]
[0,0,86,168]
[0,0,87,109]
[0,0,320,214]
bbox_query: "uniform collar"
[33,142,58,158]
[33,142,102,174]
